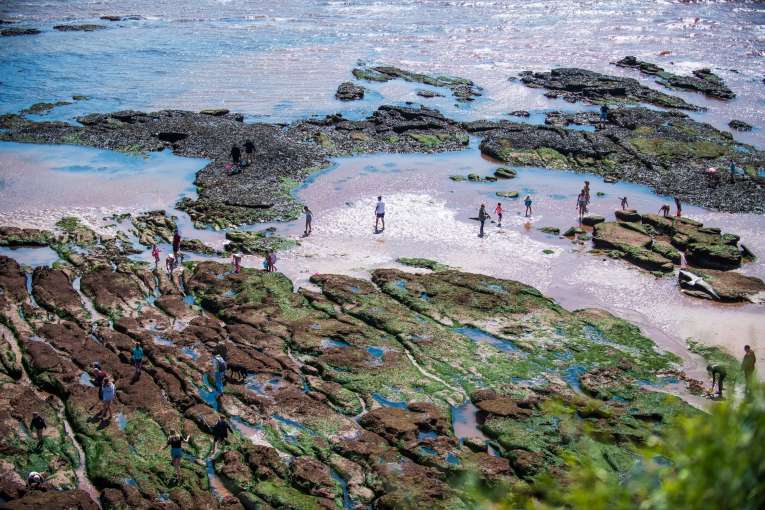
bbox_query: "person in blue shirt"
[131,341,144,381]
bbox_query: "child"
[576,192,587,220]
[620,196,629,210]
[524,195,533,217]
[494,202,503,227]
[151,244,160,268]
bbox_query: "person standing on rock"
[706,364,727,399]
[524,195,533,217]
[211,416,233,454]
[599,104,609,125]
[742,345,756,395]
[303,206,313,236]
[374,196,386,233]
[674,197,682,218]
[244,139,254,164]
[494,202,503,227]
[164,430,190,480]
[26,471,47,489]
[151,244,160,269]
[213,355,227,392]
[92,362,107,402]
[232,252,243,274]
[166,253,176,274]
[478,203,489,237]
[230,144,241,165]
[620,196,629,210]
[659,204,671,217]
[30,412,47,447]
[172,229,181,258]
[100,378,116,420]
[131,341,144,381]
[576,192,587,221]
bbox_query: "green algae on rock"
[396,257,450,271]
[0,235,709,509]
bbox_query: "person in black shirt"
[163,430,190,480]
[31,412,46,446]
[244,139,255,162]
[211,416,233,454]
[230,145,241,165]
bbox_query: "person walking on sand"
[374,196,385,233]
[100,378,116,420]
[576,192,587,221]
[524,195,533,217]
[478,203,489,237]
[232,252,243,274]
[494,202,503,227]
[620,196,629,210]
[303,205,313,236]
[742,345,756,394]
[230,144,241,165]
[151,244,160,269]
[674,197,682,218]
[30,412,47,447]
[131,341,144,381]
[164,430,190,480]
[172,229,181,258]
[659,204,671,217]
[264,251,277,272]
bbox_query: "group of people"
[706,345,758,399]
[90,361,117,421]
[658,197,684,218]
[477,195,534,237]
[229,140,255,175]
[151,228,184,274]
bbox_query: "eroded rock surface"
[0,236,703,509]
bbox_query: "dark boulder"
[335,81,365,101]
[1,27,40,36]
[53,24,108,32]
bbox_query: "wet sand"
[2,140,763,385]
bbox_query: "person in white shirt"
[374,196,385,232]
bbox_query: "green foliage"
[460,385,765,510]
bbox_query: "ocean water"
[1,1,764,382]
[0,0,763,146]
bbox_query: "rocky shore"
[2,93,764,224]
[0,225,704,509]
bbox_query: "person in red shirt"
[494,202,503,227]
